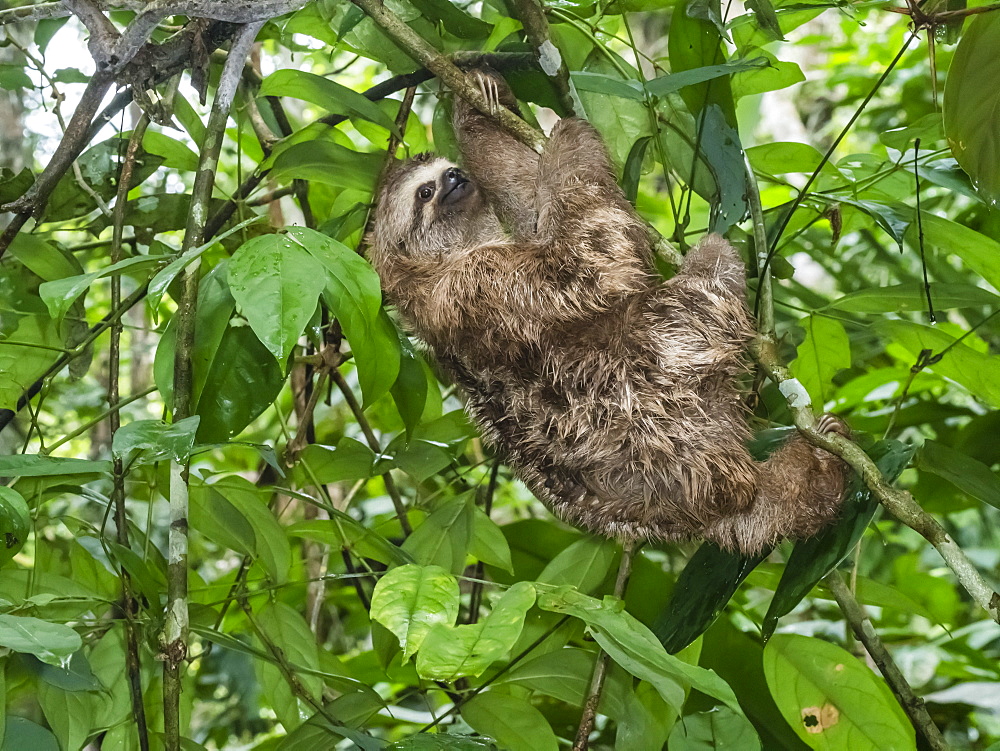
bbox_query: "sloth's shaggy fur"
[368,71,848,554]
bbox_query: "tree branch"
[348,0,545,153]
[509,0,576,115]
[162,21,264,750]
[826,572,948,751]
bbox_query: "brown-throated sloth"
[368,70,848,554]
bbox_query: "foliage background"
[0,0,999,749]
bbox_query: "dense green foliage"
[1,0,1000,749]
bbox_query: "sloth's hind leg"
[704,415,850,554]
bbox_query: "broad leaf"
[370,564,460,660]
[763,634,914,749]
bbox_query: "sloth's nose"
[441,167,472,205]
[443,167,467,186]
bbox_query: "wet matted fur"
[367,70,848,554]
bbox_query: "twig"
[826,572,949,751]
[108,112,151,751]
[572,540,639,751]
[330,369,412,536]
[162,21,264,751]
[467,461,501,625]
[348,0,545,153]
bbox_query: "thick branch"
[826,572,948,751]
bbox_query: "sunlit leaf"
[763,634,914,749]
[370,564,460,661]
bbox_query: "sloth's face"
[373,154,491,258]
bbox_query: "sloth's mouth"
[440,178,473,206]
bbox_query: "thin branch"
[826,572,948,751]
[330,369,412,536]
[109,112,151,751]
[467,461,501,625]
[573,540,639,751]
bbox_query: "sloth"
[368,70,849,554]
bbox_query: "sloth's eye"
[417,184,435,202]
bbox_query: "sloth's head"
[370,153,500,265]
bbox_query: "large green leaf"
[111,416,200,465]
[790,315,851,410]
[537,587,743,715]
[154,263,285,442]
[879,319,1000,407]
[763,634,914,749]
[370,564,460,660]
[416,582,535,681]
[918,439,1000,511]
[827,283,1000,313]
[285,227,399,407]
[943,12,1000,203]
[268,141,383,193]
[259,69,399,133]
[0,614,81,666]
[228,233,327,364]
[401,495,475,574]
[461,692,558,751]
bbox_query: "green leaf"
[0,316,65,411]
[537,587,742,714]
[2,717,60,751]
[402,495,475,574]
[668,0,737,127]
[0,488,29,569]
[762,440,915,639]
[228,234,327,364]
[943,12,1000,203]
[0,455,110,477]
[38,254,166,323]
[879,319,1000,407]
[389,734,498,750]
[416,582,535,681]
[654,544,767,654]
[0,64,33,90]
[763,634,914,749]
[536,537,617,593]
[155,263,286,441]
[667,706,762,750]
[268,141,383,193]
[407,0,492,38]
[469,507,513,574]
[0,167,34,205]
[461,692,558,751]
[790,315,851,408]
[370,564,460,661]
[918,439,1000,510]
[291,437,375,486]
[141,130,200,171]
[827,283,1000,313]
[646,57,769,97]
[920,212,1000,292]
[287,516,411,568]
[0,614,81,666]
[575,53,652,167]
[254,601,324,730]
[193,476,292,583]
[259,69,399,134]
[285,227,399,407]
[111,416,200,465]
